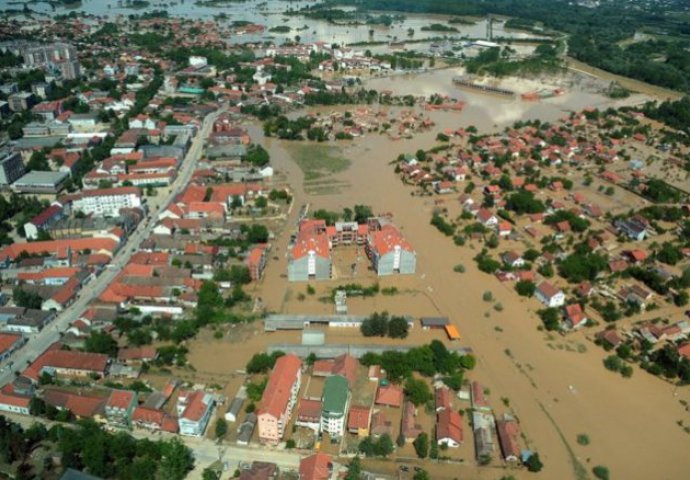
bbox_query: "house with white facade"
[177,390,215,437]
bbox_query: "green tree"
[515,280,536,297]
[404,378,432,406]
[388,316,409,339]
[592,465,610,480]
[84,331,118,357]
[159,437,194,480]
[525,452,544,472]
[214,418,228,440]
[375,433,394,457]
[413,432,429,458]
[202,468,220,480]
[345,456,362,480]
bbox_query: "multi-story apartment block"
[71,186,143,218]
[257,354,302,445]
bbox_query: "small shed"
[225,397,245,422]
[420,317,450,329]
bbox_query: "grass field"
[286,143,351,181]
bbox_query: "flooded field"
[2,0,545,45]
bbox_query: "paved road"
[0,105,227,387]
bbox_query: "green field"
[286,143,351,182]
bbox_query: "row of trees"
[0,416,193,480]
[360,312,409,339]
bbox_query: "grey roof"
[13,170,69,187]
[14,136,64,149]
[420,317,450,327]
[268,343,472,359]
[237,412,257,444]
[226,397,245,418]
[264,314,369,332]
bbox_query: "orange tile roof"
[258,354,301,419]
[17,267,80,282]
[369,224,413,256]
[107,390,135,410]
[291,230,329,260]
[299,453,332,480]
[347,405,371,431]
[375,384,403,408]
[23,343,108,381]
[0,334,23,355]
[180,390,211,421]
[0,238,118,261]
[436,409,463,444]
[297,398,322,421]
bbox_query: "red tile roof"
[436,409,463,444]
[291,230,330,260]
[179,390,211,421]
[117,346,158,362]
[299,453,332,480]
[435,387,451,411]
[297,398,322,421]
[375,384,403,408]
[369,224,413,256]
[23,343,108,381]
[258,354,301,419]
[0,238,118,261]
[43,389,105,418]
[497,418,520,459]
[107,390,135,410]
[348,405,371,431]
[0,333,23,356]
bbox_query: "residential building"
[366,224,416,276]
[177,390,215,437]
[564,304,587,329]
[0,333,25,362]
[496,415,521,462]
[0,149,26,186]
[320,375,349,438]
[299,453,334,480]
[535,281,565,308]
[435,386,451,412]
[23,204,64,239]
[71,187,143,218]
[257,354,302,445]
[401,400,422,442]
[131,406,179,433]
[105,390,137,428]
[225,397,245,423]
[287,228,331,282]
[347,405,371,437]
[237,412,257,445]
[0,385,31,415]
[296,398,322,433]
[22,343,109,381]
[238,462,279,480]
[246,246,267,281]
[436,409,463,447]
[8,92,36,112]
[375,384,403,408]
[472,411,495,460]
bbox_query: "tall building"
[257,354,302,445]
[0,149,26,186]
[71,187,143,218]
[21,43,81,80]
[320,375,350,438]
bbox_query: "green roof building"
[321,375,350,438]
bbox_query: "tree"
[361,312,389,337]
[159,438,194,480]
[515,280,536,297]
[12,287,43,309]
[255,196,268,209]
[525,452,544,472]
[202,468,220,480]
[84,331,118,357]
[404,378,432,406]
[375,433,394,457]
[344,457,362,480]
[353,204,373,224]
[538,308,561,331]
[413,432,429,458]
[388,316,409,339]
[215,418,227,439]
[413,470,430,480]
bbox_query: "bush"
[453,264,466,273]
[525,452,544,472]
[482,291,494,302]
[592,465,610,480]
[413,432,429,458]
[576,433,590,446]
